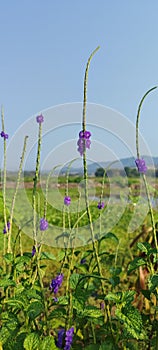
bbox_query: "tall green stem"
[81,47,114,336]
[8,135,28,253]
[136,86,158,252]
[1,106,8,259]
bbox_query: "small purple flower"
[97,202,104,209]
[36,114,44,123]
[39,218,48,231]
[80,258,86,264]
[32,246,36,257]
[50,274,63,294]
[56,328,65,348]
[64,327,74,350]
[77,130,91,156]
[64,196,71,206]
[1,131,9,139]
[79,130,91,139]
[3,221,10,234]
[53,296,58,302]
[135,158,147,174]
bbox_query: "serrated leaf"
[39,336,58,350]
[4,297,26,310]
[83,306,102,318]
[23,333,40,350]
[104,292,121,303]
[115,306,146,340]
[40,252,56,260]
[127,257,146,274]
[27,301,44,319]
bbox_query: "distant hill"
[60,156,158,175]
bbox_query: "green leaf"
[48,308,66,319]
[0,278,16,288]
[27,301,44,319]
[127,257,146,274]
[0,314,18,345]
[115,305,146,340]
[137,242,151,255]
[84,345,99,350]
[57,250,65,262]
[23,333,40,350]
[83,306,102,318]
[148,274,158,292]
[100,232,119,244]
[3,253,14,264]
[104,292,121,303]
[40,252,56,260]
[99,342,116,350]
[39,336,58,350]
[69,273,81,289]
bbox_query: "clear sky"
[0,1,158,170]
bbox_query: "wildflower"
[77,130,91,156]
[53,296,58,302]
[64,327,74,350]
[135,158,147,174]
[80,258,86,264]
[50,274,63,294]
[79,130,91,139]
[39,218,48,231]
[64,196,71,206]
[3,221,10,234]
[56,328,65,349]
[1,131,9,139]
[36,114,44,123]
[32,246,36,257]
[97,201,104,209]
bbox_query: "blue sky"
[0,1,158,170]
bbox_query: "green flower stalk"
[80,47,114,337]
[1,106,8,258]
[135,87,158,254]
[8,135,28,253]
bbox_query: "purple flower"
[32,246,36,257]
[135,158,147,174]
[64,327,74,350]
[39,218,48,231]
[97,202,104,209]
[1,131,9,139]
[79,130,91,139]
[3,221,10,234]
[50,274,63,294]
[64,196,71,206]
[56,328,65,348]
[80,258,86,264]
[53,296,58,302]
[36,114,44,123]
[77,130,91,156]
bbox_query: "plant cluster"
[0,47,158,350]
